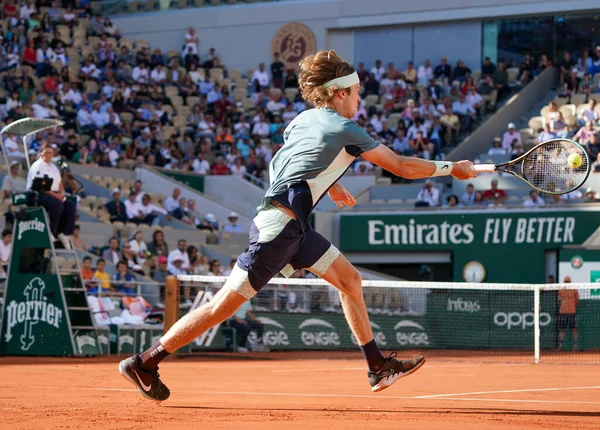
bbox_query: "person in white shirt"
[251,63,269,88]
[230,157,247,179]
[266,94,286,115]
[251,115,270,138]
[523,190,545,207]
[461,183,476,206]
[370,112,385,133]
[124,191,146,223]
[419,98,439,118]
[132,63,149,84]
[4,134,25,158]
[537,123,557,143]
[139,194,167,225]
[416,180,440,207]
[0,228,12,280]
[370,60,385,82]
[452,95,476,118]
[417,60,433,85]
[466,88,484,115]
[353,160,374,175]
[502,123,522,152]
[2,161,26,199]
[91,103,109,128]
[488,137,506,155]
[167,239,191,273]
[32,95,53,118]
[26,143,76,249]
[129,231,149,267]
[77,104,95,131]
[164,188,182,213]
[150,64,166,85]
[62,83,83,106]
[184,27,199,55]
[20,1,36,21]
[579,99,599,126]
[192,153,211,174]
[561,189,583,201]
[223,212,245,233]
[281,104,298,124]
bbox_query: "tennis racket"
[473,139,591,195]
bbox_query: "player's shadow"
[163,405,600,417]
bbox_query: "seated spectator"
[450,60,471,83]
[392,129,410,154]
[502,123,521,152]
[171,197,189,220]
[0,228,12,280]
[223,212,244,233]
[573,121,597,147]
[81,256,98,291]
[518,54,534,85]
[445,194,463,208]
[129,231,149,267]
[91,259,112,294]
[125,191,152,225]
[411,131,433,160]
[481,57,496,77]
[163,188,182,213]
[417,60,433,86]
[102,237,122,265]
[251,63,269,88]
[415,180,440,207]
[167,239,191,274]
[112,260,137,296]
[538,123,557,143]
[550,112,569,138]
[466,87,484,116]
[403,61,417,84]
[148,229,169,259]
[488,137,506,155]
[353,159,374,175]
[487,192,505,210]
[72,225,88,251]
[461,183,476,206]
[510,141,525,158]
[579,99,599,126]
[440,107,460,144]
[493,62,509,99]
[117,241,142,275]
[1,161,26,200]
[152,256,170,283]
[434,56,452,80]
[585,187,598,203]
[228,299,264,352]
[478,76,498,111]
[90,15,105,36]
[561,182,583,202]
[482,179,507,201]
[198,213,219,233]
[104,188,127,223]
[139,194,166,225]
[523,190,545,207]
[212,156,230,175]
[425,79,443,101]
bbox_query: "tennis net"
[174,275,600,364]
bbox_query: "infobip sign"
[493,312,552,330]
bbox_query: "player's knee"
[338,268,363,300]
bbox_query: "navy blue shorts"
[226,206,340,299]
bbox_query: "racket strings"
[522,140,589,194]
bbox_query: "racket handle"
[474,164,497,173]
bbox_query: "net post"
[534,286,541,364]
[164,276,179,335]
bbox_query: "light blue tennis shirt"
[259,107,380,225]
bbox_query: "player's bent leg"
[119,266,253,402]
[315,251,425,392]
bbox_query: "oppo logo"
[494,312,552,330]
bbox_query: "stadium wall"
[111,0,600,71]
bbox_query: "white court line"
[74,387,600,405]
[414,385,600,399]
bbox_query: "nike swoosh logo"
[133,368,152,392]
[377,369,396,378]
[441,164,449,170]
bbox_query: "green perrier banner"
[339,209,600,283]
[0,208,75,355]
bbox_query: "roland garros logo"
[271,22,317,69]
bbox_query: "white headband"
[322,71,359,89]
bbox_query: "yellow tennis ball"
[568,153,582,169]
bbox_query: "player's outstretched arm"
[361,144,477,180]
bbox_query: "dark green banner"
[161,170,205,193]
[339,210,600,283]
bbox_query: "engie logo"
[17,219,45,241]
[250,317,289,346]
[447,297,481,313]
[494,312,552,330]
[4,277,63,351]
[299,318,340,346]
[351,322,387,346]
[394,320,430,346]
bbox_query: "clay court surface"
[1,352,599,429]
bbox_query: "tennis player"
[119,50,477,401]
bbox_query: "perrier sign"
[339,209,600,283]
[0,208,75,355]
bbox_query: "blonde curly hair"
[298,50,355,107]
